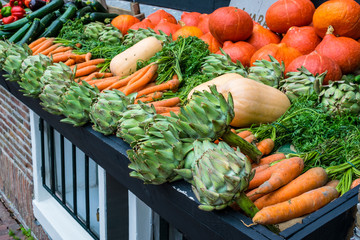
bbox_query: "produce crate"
[0,73,357,240]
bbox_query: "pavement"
[0,198,27,240]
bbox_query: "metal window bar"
[39,118,99,239]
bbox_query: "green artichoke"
[122,28,170,47]
[3,43,32,82]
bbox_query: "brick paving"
[0,198,26,240]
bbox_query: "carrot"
[249,157,304,196]
[136,77,180,98]
[33,38,54,55]
[48,46,72,56]
[84,72,113,82]
[31,38,53,53]
[52,53,75,63]
[75,65,99,78]
[237,130,252,139]
[246,188,266,202]
[254,167,328,210]
[123,64,158,95]
[94,78,123,91]
[85,52,92,62]
[64,58,76,66]
[125,64,153,86]
[149,97,181,108]
[39,43,61,56]
[155,106,181,114]
[135,92,163,103]
[256,139,275,157]
[351,178,360,189]
[29,37,46,50]
[248,164,275,190]
[103,75,135,91]
[244,134,256,143]
[75,43,82,48]
[252,186,339,225]
[70,59,106,71]
[252,153,286,168]
[326,180,340,188]
[160,110,180,116]
[70,54,87,63]
[253,163,271,174]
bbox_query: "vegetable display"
[1,0,360,234]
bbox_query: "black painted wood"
[0,74,358,240]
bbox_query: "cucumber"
[8,22,32,43]
[86,12,118,23]
[87,0,108,13]
[17,18,41,45]
[27,0,64,20]
[0,17,29,32]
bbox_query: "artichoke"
[98,26,123,44]
[89,90,136,135]
[122,28,170,46]
[248,55,285,88]
[84,21,105,39]
[3,43,32,82]
[0,41,11,67]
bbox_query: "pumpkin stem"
[326,25,335,35]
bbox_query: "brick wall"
[0,85,48,240]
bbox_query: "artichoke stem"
[222,130,262,163]
[235,192,259,218]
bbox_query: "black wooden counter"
[0,73,357,240]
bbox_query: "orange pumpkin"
[281,26,321,55]
[315,26,360,74]
[111,15,140,35]
[313,0,360,39]
[180,12,202,26]
[129,18,155,31]
[217,41,256,67]
[198,14,210,34]
[247,21,281,50]
[265,0,315,34]
[250,43,303,68]
[200,32,222,53]
[147,9,177,26]
[209,7,253,43]
[154,19,181,36]
[285,51,342,85]
[172,26,203,41]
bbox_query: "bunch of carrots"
[227,130,341,226]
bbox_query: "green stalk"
[221,130,262,163]
[235,192,259,218]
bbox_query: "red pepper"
[2,15,17,24]
[0,14,3,20]
[11,5,25,19]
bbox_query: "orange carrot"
[252,186,339,225]
[39,43,61,55]
[160,110,180,116]
[123,64,158,95]
[155,106,181,114]
[70,59,106,71]
[31,38,53,53]
[253,164,271,174]
[326,180,340,188]
[256,138,275,157]
[94,79,123,91]
[103,75,135,91]
[64,58,76,66]
[237,130,252,139]
[125,64,154,86]
[85,52,92,62]
[248,164,275,190]
[70,54,87,63]
[250,157,304,196]
[75,43,82,48]
[33,38,54,55]
[136,77,180,98]
[351,178,360,189]
[246,188,266,202]
[52,53,75,63]
[244,134,256,143]
[48,46,72,56]
[75,65,99,78]
[254,167,328,210]
[29,37,46,50]
[149,97,181,108]
[252,153,286,168]
[135,92,163,103]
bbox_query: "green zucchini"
[17,19,41,45]
[87,0,108,13]
[76,5,93,18]
[0,30,15,39]
[8,22,32,43]
[86,12,118,23]
[38,12,57,32]
[0,17,29,32]
[27,0,64,20]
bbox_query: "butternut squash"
[110,37,163,77]
[188,73,291,127]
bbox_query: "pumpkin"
[188,73,291,127]
[154,19,181,36]
[129,18,155,31]
[110,37,163,77]
[172,26,203,41]
[111,15,140,35]
[285,51,342,85]
[281,26,321,55]
[180,12,202,26]
[147,9,177,26]
[250,43,303,68]
[198,14,210,34]
[209,7,253,43]
[315,26,360,74]
[200,32,222,53]
[247,21,281,50]
[265,0,315,34]
[312,0,360,39]
[216,41,256,67]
